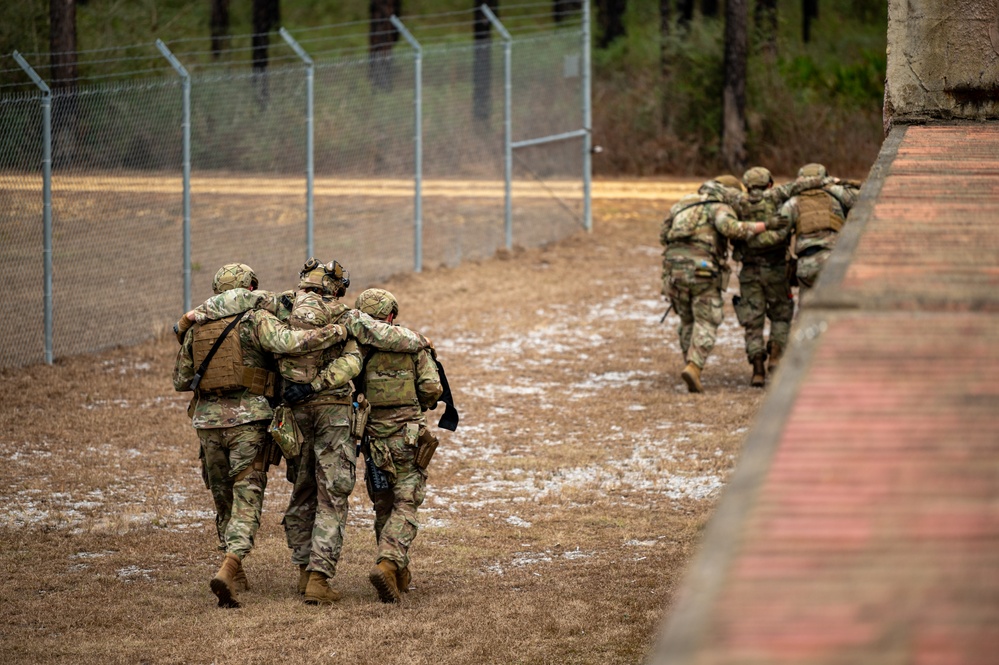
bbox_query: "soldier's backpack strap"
[190,310,248,391]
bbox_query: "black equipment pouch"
[364,442,392,493]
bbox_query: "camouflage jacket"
[660,194,762,271]
[359,341,442,439]
[779,181,858,254]
[189,288,293,322]
[172,306,346,429]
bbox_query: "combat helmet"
[742,166,773,190]
[298,257,350,298]
[798,163,828,178]
[355,288,399,321]
[698,179,735,202]
[212,263,258,294]
[712,174,744,192]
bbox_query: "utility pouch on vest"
[415,426,439,470]
[242,367,277,398]
[351,394,371,440]
[268,405,303,459]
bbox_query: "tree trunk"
[701,0,718,19]
[678,0,694,29]
[473,2,499,124]
[50,0,78,167]
[721,0,747,174]
[754,0,777,57]
[210,0,231,60]
[596,0,627,48]
[554,0,582,23]
[252,0,280,105]
[802,0,818,43]
[660,0,671,78]
[368,0,401,91]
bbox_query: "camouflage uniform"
[779,169,859,291]
[660,180,780,390]
[276,265,431,592]
[173,274,345,563]
[731,167,796,378]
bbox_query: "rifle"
[659,303,674,324]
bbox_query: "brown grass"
[0,185,767,665]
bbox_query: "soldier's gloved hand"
[323,324,347,343]
[284,382,314,404]
[764,215,787,231]
[174,313,195,344]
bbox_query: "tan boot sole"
[681,369,702,393]
[209,577,241,609]
[369,566,401,603]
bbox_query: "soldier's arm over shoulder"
[313,339,363,391]
[713,204,758,241]
[825,183,858,212]
[415,347,443,410]
[342,310,427,353]
[253,310,345,355]
[189,288,268,323]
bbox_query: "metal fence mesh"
[0,13,587,368]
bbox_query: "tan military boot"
[681,362,703,393]
[303,571,341,605]
[209,553,242,608]
[232,557,249,591]
[750,355,766,388]
[369,559,401,603]
[297,564,309,595]
[397,565,412,594]
[768,342,783,373]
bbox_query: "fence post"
[390,15,424,273]
[12,52,53,364]
[155,40,192,311]
[582,0,593,232]
[480,6,513,250]
[279,27,315,260]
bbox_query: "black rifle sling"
[190,310,249,391]
[435,359,459,431]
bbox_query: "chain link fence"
[0,6,589,368]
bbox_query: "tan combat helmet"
[699,179,736,201]
[298,257,350,297]
[798,163,828,178]
[713,174,744,192]
[212,263,258,294]
[742,166,773,190]
[355,288,399,321]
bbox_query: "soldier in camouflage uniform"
[778,163,860,292]
[660,179,788,393]
[277,259,434,605]
[354,288,442,603]
[731,167,795,386]
[172,263,347,609]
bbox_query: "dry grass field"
[0,183,771,665]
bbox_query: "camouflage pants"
[734,262,794,360]
[284,401,356,578]
[669,278,723,369]
[364,423,426,569]
[198,421,269,559]
[797,247,833,291]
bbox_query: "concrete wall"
[885,0,999,131]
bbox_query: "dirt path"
[0,180,768,664]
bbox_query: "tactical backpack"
[796,189,844,235]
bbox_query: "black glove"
[284,382,314,404]
[764,215,788,231]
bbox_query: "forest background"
[1,0,885,178]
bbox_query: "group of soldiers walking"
[172,258,453,608]
[660,163,860,392]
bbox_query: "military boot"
[681,362,703,393]
[297,564,309,595]
[303,572,341,605]
[232,558,249,591]
[397,566,412,594]
[750,355,766,388]
[768,342,783,373]
[369,559,401,603]
[209,553,242,608]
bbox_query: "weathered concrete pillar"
[885,0,999,133]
